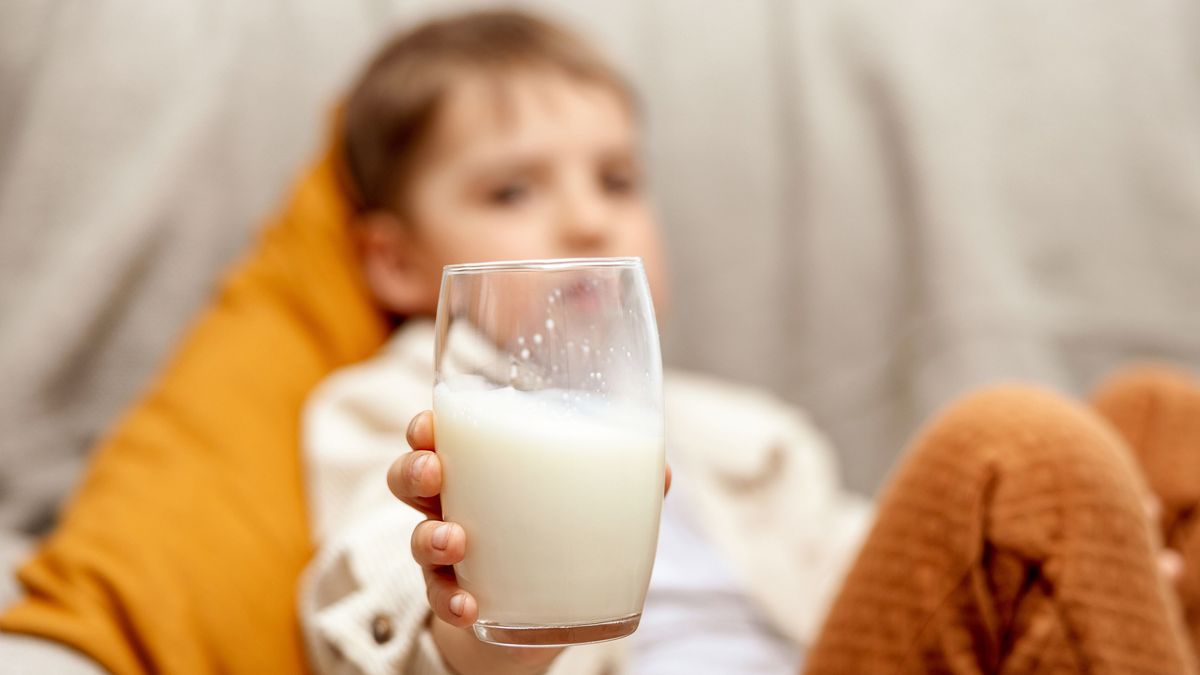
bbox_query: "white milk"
[433,382,665,626]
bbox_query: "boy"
[300,9,863,674]
[303,8,1196,675]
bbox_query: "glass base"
[473,612,641,647]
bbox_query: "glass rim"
[442,257,643,276]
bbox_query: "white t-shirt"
[629,462,802,674]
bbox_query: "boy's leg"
[1092,365,1200,655]
[803,385,1196,675]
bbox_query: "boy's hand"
[1145,496,1185,586]
[387,410,670,675]
[388,411,554,675]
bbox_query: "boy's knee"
[885,383,1133,509]
[1091,362,1200,511]
[1091,363,1194,429]
[905,384,1149,554]
[918,383,1120,465]
[1090,363,1200,444]
[1091,363,1195,408]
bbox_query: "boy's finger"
[1160,549,1184,584]
[387,451,443,516]
[665,464,672,496]
[407,411,436,451]
[411,520,466,568]
[387,450,442,498]
[425,568,477,628]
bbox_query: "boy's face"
[357,70,668,317]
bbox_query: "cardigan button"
[371,614,394,644]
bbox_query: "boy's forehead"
[429,70,636,159]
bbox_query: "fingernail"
[1160,549,1184,582]
[412,454,429,482]
[432,523,451,551]
[449,593,466,617]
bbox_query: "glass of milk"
[433,257,665,647]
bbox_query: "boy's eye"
[601,170,638,196]
[488,183,529,206]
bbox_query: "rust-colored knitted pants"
[804,382,1197,675]
[1092,366,1200,658]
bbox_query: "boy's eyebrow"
[463,155,548,179]
[468,141,639,172]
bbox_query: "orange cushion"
[0,135,389,674]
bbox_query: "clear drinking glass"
[433,257,665,647]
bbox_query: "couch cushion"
[0,140,388,674]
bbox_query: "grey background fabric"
[2,0,1199,536]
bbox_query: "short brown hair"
[341,9,633,213]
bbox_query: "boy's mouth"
[560,278,604,314]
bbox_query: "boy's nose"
[558,191,610,252]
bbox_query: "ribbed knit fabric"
[803,384,1197,675]
[1091,365,1200,659]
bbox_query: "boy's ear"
[355,211,440,316]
